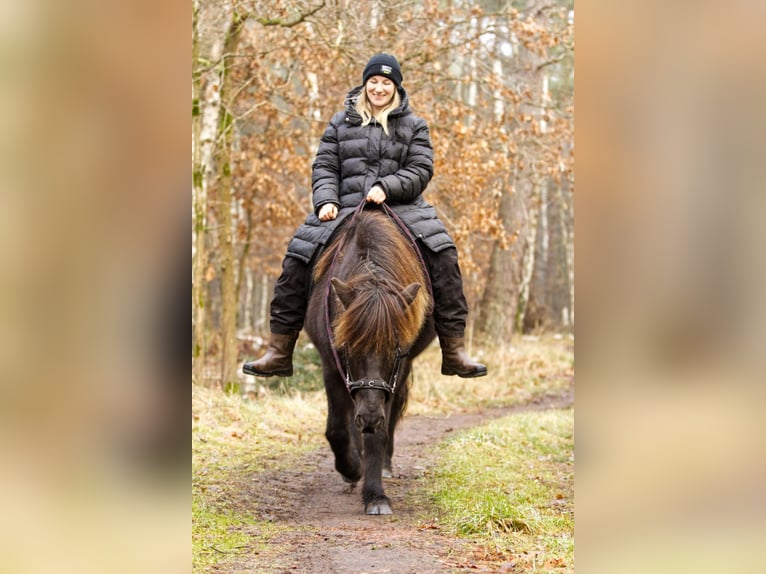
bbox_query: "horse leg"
[324,379,362,485]
[382,443,393,479]
[383,365,411,478]
[362,429,392,515]
[325,415,362,485]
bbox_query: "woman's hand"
[318,204,338,221]
[366,185,387,204]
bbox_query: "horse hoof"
[382,468,393,479]
[343,482,357,493]
[365,501,393,515]
[341,473,360,485]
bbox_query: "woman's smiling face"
[365,75,396,112]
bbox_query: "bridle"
[323,200,430,397]
[343,345,409,396]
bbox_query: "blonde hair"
[355,88,401,136]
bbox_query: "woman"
[243,53,486,378]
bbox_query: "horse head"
[331,276,422,433]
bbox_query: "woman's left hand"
[366,185,387,204]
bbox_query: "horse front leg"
[383,366,410,478]
[324,377,362,485]
[362,429,392,515]
[325,415,362,486]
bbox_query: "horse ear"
[331,277,355,309]
[400,283,421,308]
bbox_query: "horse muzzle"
[354,410,386,434]
[353,386,388,434]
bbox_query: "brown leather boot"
[439,336,487,378]
[242,332,299,377]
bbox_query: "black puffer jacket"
[286,85,454,263]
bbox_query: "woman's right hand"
[318,204,338,221]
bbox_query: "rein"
[323,202,365,391]
[323,200,428,396]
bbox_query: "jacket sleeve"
[311,115,342,214]
[377,118,434,204]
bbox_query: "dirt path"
[230,389,573,573]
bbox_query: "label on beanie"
[381,65,392,75]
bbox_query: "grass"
[192,496,265,571]
[193,333,574,572]
[192,384,327,572]
[407,333,574,415]
[412,409,574,572]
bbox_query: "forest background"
[192,0,574,386]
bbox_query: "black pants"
[269,245,468,339]
[420,245,469,338]
[269,254,315,335]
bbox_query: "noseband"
[344,346,409,396]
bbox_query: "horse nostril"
[355,413,385,434]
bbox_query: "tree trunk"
[236,205,253,328]
[216,11,247,388]
[243,265,253,330]
[192,1,204,381]
[557,177,574,327]
[216,120,238,388]
[515,183,540,333]
[475,175,530,343]
[192,0,233,383]
[192,0,245,385]
[476,5,548,343]
[259,274,269,332]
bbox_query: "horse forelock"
[322,211,431,356]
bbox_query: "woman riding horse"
[243,53,487,380]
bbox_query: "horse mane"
[314,211,431,355]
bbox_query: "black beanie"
[362,53,403,88]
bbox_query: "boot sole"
[242,365,293,377]
[441,367,488,378]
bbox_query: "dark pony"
[305,208,435,515]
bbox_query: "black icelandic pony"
[305,206,435,515]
